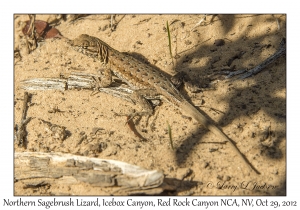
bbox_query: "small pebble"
[214,39,225,46]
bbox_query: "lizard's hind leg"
[119,89,161,122]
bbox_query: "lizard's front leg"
[92,66,112,88]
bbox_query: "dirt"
[14,14,286,195]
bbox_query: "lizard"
[67,34,258,174]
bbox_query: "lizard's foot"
[126,111,151,123]
[170,71,189,89]
[114,110,152,124]
[171,71,215,93]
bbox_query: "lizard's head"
[69,34,100,58]
[69,34,92,48]
[69,34,109,63]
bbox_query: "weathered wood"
[21,72,162,104]
[15,152,165,195]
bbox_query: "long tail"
[180,100,259,174]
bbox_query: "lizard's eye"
[81,41,89,48]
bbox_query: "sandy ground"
[14,14,286,195]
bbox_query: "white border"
[2,0,299,209]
